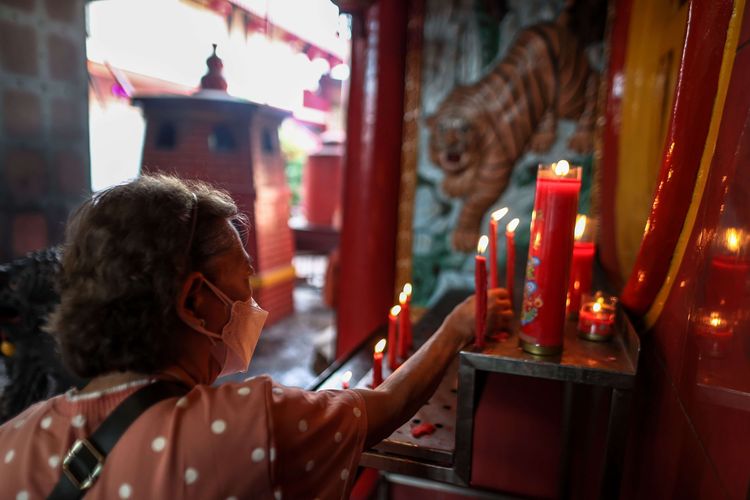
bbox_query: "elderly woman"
[0,175,511,499]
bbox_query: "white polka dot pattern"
[237,387,251,396]
[297,419,308,432]
[151,437,166,452]
[184,467,198,484]
[48,455,60,468]
[72,414,86,428]
[353,407,362,418]
[211,420,226,434]
[305,460,315,472]
[272,387,283,396]
[334,432,342,443]
[274,488,282,500]
[118,483,132,498]
[251,448,265,462]
[176,397,188,408]
[340,468,349,480]
[16,491,28,500]
[5,449,15,463]
[40,416,52,429]
[269,448,276,462]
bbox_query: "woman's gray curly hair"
[47,174,245,378]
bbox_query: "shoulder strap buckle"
[62,438,105,490]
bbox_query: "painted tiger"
[428,20,599,252]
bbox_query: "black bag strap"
[47,380,189,500]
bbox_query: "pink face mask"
[187,278,268,377]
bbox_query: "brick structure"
[133,48,295,324]
[0,0,90,262]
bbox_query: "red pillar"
[336,0,408,356]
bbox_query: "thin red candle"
[505,218,520,306]
[489,208,508,290]
[475,235,489,348]
[398,291,410,359]
[372,339,386,387]
[402,283,413,349]
[387,305,401,370]
[566,215,595,316]
[520,161,582,355]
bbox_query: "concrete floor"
[219,283,336,389]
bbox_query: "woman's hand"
[443,288,514,346]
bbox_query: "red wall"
[620,10,750,498]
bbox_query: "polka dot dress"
[0,376,367,499]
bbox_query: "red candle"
[372,338,386,387]
[475,235,489,348]
[705,228,749,312]
[693,310,733,358]
[505,218,520,306]
[577,294,616,341]
[341,370,352,389]
[566,215,595,316]
[520,161,582,355]
[489,207,508,290]
[398,291,411,359]
[402,283,413,349]
[387,305,401,370]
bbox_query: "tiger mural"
[428,20,599,252]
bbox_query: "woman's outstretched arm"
[355,288,513,449]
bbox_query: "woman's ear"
[176,272,205,328]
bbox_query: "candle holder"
[577,293,617,341]
[520,161,582,355]
[692,308,734,358]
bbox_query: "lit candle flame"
[574,215,587,240]
[506,218,520,233]
[390,304,401,316]
[592,302,602,313]
[403,283,412,296]
[399,292,407,304]
[554,160,570,176]
[725,228,740,253]
[342,370,352,383]
[477,235,489,254]
[375,338,386,354]
[491,207,509,222]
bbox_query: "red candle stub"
[693,310,733,358]
[387,305,401,370]
[577,294,617,341]
[520,161,582,355]
[567,215,595,316]
[372,339,385,387]
[475,235,489,348]
[489,207,508,290]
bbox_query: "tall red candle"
[398,291,411,359]
[520,161,582,355]
[475,235,489,348]
[372,338,385,387]
[387,305,401,370]
[489,208,508,290]
[566,215,595,316]
[505,218,520,306]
